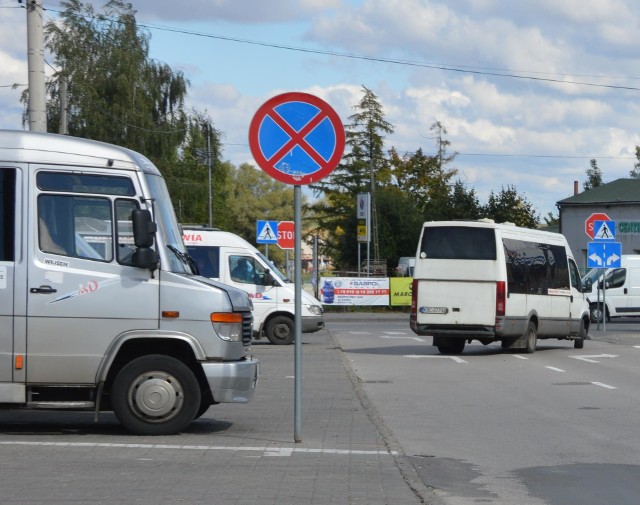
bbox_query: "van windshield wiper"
[167,244,198,274]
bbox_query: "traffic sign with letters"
[585,212,611,239]
[277,221,295,250]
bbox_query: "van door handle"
[30,285,57,294]
[625,288,628,294]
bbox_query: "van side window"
[604,268,626,289]
[115,199,139,265]
[503,239,570,295]
[230,255,257,284]
[0,168,16,262]
[186,246,219,278]
[38,195,113,261]
[569,259,581,290]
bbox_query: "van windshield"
[146,174,193,274]
[257,252,289,282]
[421,226,497,260]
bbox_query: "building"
[557,178,640,272]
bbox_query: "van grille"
[242,312,253,346]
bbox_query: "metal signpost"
[586,219,621,331]
[249,92,344,442]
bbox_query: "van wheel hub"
[130,371,183,419]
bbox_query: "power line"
[38,6,640,92]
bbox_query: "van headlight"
[210,312,243,341]
[306,304,323,316]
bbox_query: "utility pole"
[26,0,47,132]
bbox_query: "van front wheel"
[266,316,295,345]
[112,355,200,435]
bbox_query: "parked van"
[582,255,640,322]
[182,227,324,345]
[410,220,590,354]
[0,130,259,435]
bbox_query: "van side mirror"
[131,209,159,271]
[583,278,592,293]
[132,209,157,248]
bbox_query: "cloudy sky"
[2,0,640,218]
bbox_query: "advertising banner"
[320,277,389,306]
[389,277,413,306]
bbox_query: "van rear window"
[421,226,496,260]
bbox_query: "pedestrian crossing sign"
[593,220,615,241]
[256,220,278,244]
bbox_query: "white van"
[0,130,259,435]
[410,220,590,354]
[182,227,324,345]
[582,255,640,322]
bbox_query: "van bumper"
[202,357,260,404]
[302,315,325,334]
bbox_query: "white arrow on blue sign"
[256,220,278,244]
[587,241,622,268]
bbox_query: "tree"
[584,158,603,191]
[447,181,483,220]
[310,86,393,269]
[630,147,640,179]
[484,185,539,228]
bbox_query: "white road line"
[348,331,371,335]
[570,354,618,363]
[512,355,528,360]
[591,382,617,390]
[382,331,410,335]
[405,355,468,364]
[545,366,566,373]
[380,336,426,342]
[634,346,640,349]
[0,441,398,456]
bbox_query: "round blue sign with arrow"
[248,92,345,185]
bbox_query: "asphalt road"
[327,314,640,505]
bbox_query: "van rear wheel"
[524,322,537,354]
[436,339,465,355]
[266,316,295,345]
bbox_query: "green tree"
[447,180,483,220]
[584,158,603,191]
[484,185,539,228]
[43,0,189,160]
[630,147,640,179]
[310,85,393,269]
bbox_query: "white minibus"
[410,220,590,354]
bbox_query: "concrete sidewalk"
[200,322,436,504]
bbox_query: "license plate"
[420,306,449,314]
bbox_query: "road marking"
[0,441,398,457]
[348,331,370,335]
[545,366,566,373]
[591,382,617,390]
[570,354,619,363]
[382,331,411,335]
[512,355,528,360]
[405,355,468,363]
[634,346,640,349]
[380,336,426,342]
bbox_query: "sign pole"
[294,185,302,442]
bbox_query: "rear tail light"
[496,281,506,316]
[411,279,418,316]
